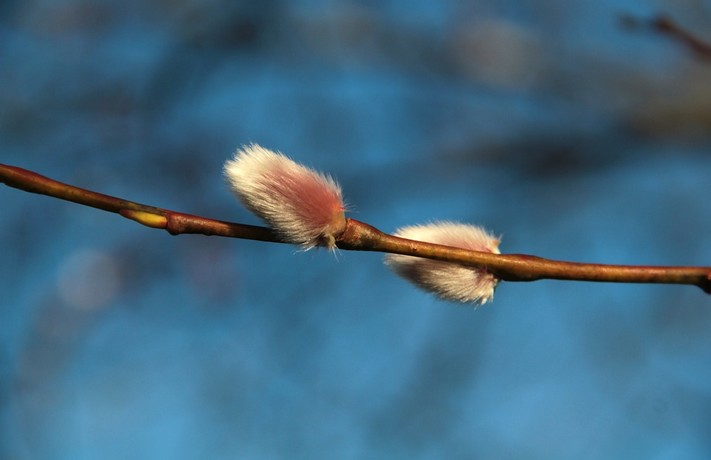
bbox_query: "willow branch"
[0,164,280,242]
[2,163,710,294]
[338,221,711,293]
[620,13,711,61]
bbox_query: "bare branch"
[0,164,281,243]
[620,13,711,61]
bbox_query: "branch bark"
[2,163,710,294]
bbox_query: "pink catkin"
[385,222,501,304]
[224,144,346,249]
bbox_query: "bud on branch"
[224,144,346,249]
[385,223,501,304]
[1,147,710,304]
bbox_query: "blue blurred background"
[2,1,711,458]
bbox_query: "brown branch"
[620,13,711,61]
[0,164,281,242]
[2,163,710,294]
[339,220,711,292]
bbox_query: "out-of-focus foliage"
[1,1,711,458]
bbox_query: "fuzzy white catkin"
[224,144,346,249]
[384,222,501,304]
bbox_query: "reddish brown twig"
[652,15,711,60]
[0,164,280,242]
[338,220,711,292]
[621,13,711,61]
[2,163,710,294]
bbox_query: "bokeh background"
[2,0,711,458]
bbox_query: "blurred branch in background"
[620,13,711,61]
[2,162,710,296]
